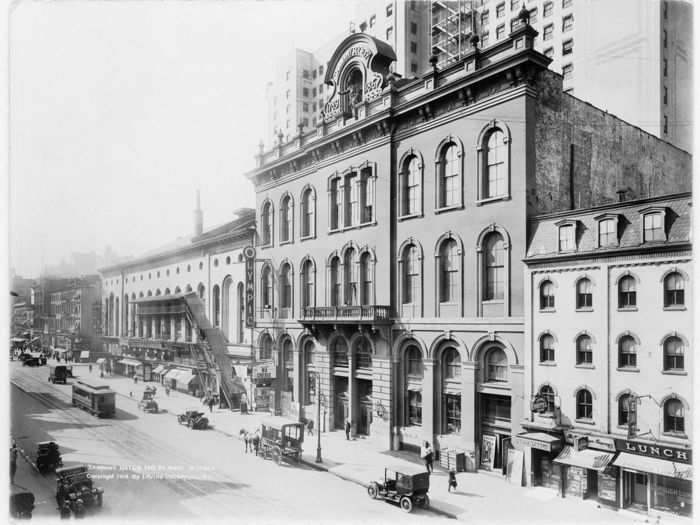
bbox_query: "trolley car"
[71,381,116,418]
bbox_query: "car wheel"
[399,496,413,513]
[367,483,378,499]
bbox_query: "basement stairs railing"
[181,293,238,409]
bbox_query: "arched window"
[618,335,637,368]
[483,232,505,301]
[576,389,593,420]
[404,344,423,427]
[403,244,420,305]
[303,339,316,405]
[539,334,555,363]
[664,398,685,433]
[185,284,192,293]
[443,347,461,380]
[174,286,181,294]
[330,256,341,307]
[279,263,292,314]
[401,154,422,216]
[282,337,294,393]
[261,200,273,246]
[664,272,685,307]
[576,278,593,309]
[359,252,372,305]
[355,336,372,369]
[439,238,459,303]
[486,347,508,382]
[539,385,555,413]
[301,259,314,309]
[618,394,632,426]
[212,285,220,327]
[576,335,593,365]
[147,290,153,297]
[441,346,461,434]
[618,275,637,308]
[539,280,555,309]
[301,187,315,238]
[197,283,205,299]
[438,143,460,208]
[332,338,348,368]
[486,129,507,197]
[344,248,357,306]
[164,288,171,296]
[329,176,342,231]
[261,266,273,309]
[663,336,685,371]
[259,333,273,360]
[155,289,161,296]
[280,194,292,243]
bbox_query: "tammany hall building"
[245,9,691,481]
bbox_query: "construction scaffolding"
[431,0,479,69]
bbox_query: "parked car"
[10,490,35,519]
[36,441,63,473]
[138,386,159,413]
[49,365,71,384]
[367,467,430,513]
[55,465,104,516]
[177,409,209,429]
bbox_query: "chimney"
[194,190,203,236]
[617,189,627,203]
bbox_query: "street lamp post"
[315,371,322,463]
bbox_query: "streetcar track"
[12,371,278,509]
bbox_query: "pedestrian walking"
[253,430,260,456]
[88,364,92,373]
[10,443,18,484]
[344,419,352,440]
[306,419,314,436]
[133,374,138,384]
[207,397,214,413]
[448,470,458,492]
[165,386,170,396]
[420,441,434,474]
[100,370,104,379]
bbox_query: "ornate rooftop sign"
[322,33,396,122]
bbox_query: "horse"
[239,428,260,455]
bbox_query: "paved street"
[10,361,448,522]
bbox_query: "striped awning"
[152,364,167,375]
[614,452,692,480]
[554,446,614,472]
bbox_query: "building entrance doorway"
[334,377,349,430]
[355,379,373,436]
[623,471,648,510]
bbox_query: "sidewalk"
[74,363,685,525]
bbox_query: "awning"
[164,368,190,383]
[152,364,167,375]
[226,376,247,395]
[95,358,106,365]
[118,358,142,367]
[554,446,614,471]
[175,370,198,390]
[512,432,562,452]
[11,337,26,343]
[614,452,692,480]
[80,351,90,359]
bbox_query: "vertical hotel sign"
[243,246,256,328]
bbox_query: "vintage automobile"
[367,467,430,513]
[23,355,46,367]
[10,489,35,519]
[36,441,63,473]
[55,465,104,516]
[49,365,70,384]
[177,408,209,429]
[138,386,159,413]
[259,417,305,465]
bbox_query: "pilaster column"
[151,317,157,339]
[348,352,356,436]
[461,361,478,453]
[510,364,525,437]
[180,316,187,343]
[422,360,435,442]
[293,348,301,410]
[170,317,176,342]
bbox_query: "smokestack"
[194,190,203,236]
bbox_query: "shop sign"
[573,436,588,452]
[564,431,616,452]
[512,435,558,452]
[253,361,276,380]
[530,395,548,413]
[614,439,692,464]
[244,246,255,328]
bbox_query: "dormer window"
[555,220,577,252]
[594,214,619,248]
[640,207,667,242]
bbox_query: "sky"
[8,0,360,277]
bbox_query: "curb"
[16,445,40,474]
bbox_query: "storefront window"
[444,393,461,434]
[332,338,348,368]
[408,390,422,426]
[651,475,692,516]
[355,336,372,369]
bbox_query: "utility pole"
[315,370,322,463]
